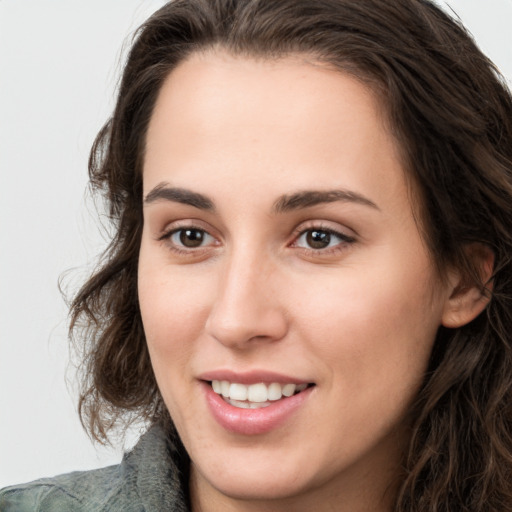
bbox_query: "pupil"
[180,229,204,247]
[307,230,330,249]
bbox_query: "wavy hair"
[70,0,512,509]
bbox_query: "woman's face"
[139,51,454,509]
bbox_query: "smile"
[203,379,315,435]
[210,380,310,409]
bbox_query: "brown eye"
[167,228,214,249]
[306,230,331,249]
[294,227,355,252]
[178,229,206,247]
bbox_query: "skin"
[138,51,469,511]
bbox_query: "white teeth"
[211,380,309,404]
[221,380,230,397]
[267,382,282,401]
[212,380,222,393]
[282,383,296,397]
[247,383,268,403]
[229,383,248,401]
[227,398,272,409]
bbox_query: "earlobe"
[441,244,494,329]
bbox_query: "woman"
[2,0,512,510]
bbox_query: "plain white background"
[1,0,511,488]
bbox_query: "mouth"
[202,375,316,435]
[208,380,314,409]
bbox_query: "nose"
[205,250,288,349]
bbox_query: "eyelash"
[158,223,356,257]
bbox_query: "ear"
[441,244,494,329]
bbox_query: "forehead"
[143,50,409,219]
[146,51,386,146]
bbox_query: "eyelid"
[291,220,356,241]
[157,218,217,240]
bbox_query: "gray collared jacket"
[0,424,189,511]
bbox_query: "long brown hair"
[71,0,512,509]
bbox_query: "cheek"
[293,254,442,400]
[138,261,210,430]
[140,274,206,360]
[137,239,212,373]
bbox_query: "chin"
[188,440,323,502]
[200,466,315,502]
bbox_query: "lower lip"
[202,382,313,435]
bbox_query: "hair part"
[70,0,512,509]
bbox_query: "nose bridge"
[205,241,287,348]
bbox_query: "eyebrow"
[272,189,379,213]
[143,183,379,213]
[144,183,215,210]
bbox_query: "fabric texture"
[0,424,190,511]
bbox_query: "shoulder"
[0,464,119,511]
[0,464,124,512]
[0,424,190,512]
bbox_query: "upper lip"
[198,369,312,385]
